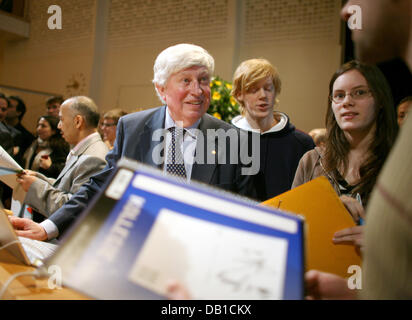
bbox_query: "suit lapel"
[55,154,78,183]
[191,115,218,183]
[54,134,100,183]
[140,106,166,169]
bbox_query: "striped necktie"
[166,127,187,179]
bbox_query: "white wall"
[0,0,342,133]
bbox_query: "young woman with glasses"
[292,60,398,249]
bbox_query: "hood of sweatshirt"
[231,111,295,135]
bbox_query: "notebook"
[46,158,305,300]
[262,176,361,278]
[0,208,58,267]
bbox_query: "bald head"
[58,96,100,145]
[64,96,100,129]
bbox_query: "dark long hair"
[38,115,69,154]
[324,60,398,205]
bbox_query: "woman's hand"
[333,225,364,249]
[39,155,52,170]
[339,195,365,224]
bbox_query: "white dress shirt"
[163,107,200,181]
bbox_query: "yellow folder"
[262,176,361,278]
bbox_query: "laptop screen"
[46,158,305,300]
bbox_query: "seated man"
[10,43,259,241]
[15,96,109,220]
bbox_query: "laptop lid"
[46,158,305,300]
[0,208,31,265]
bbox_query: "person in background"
[101,108,128,149]
[0,0,12,13]
[0,93,23,157]
[231,58,314,200]
[0,94,15,209]
[6,95,35,163]
[396,96,412,127]
[22,115,69,179]
[0,93,16,155]
[306,0,412,300]
[46,96,64,118]
[308,128,327,149]
[293,60,398,249]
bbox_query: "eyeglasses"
[330,87,372,104]
[101,123,116,128]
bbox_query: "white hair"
[152,43,215,104]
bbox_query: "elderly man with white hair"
[11,43,258,241]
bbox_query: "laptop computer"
[0,208,58,267]
[45,158,305,300]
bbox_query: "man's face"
[58,102,79,145]
[237,76,277,123]
[397,101,412,127]
[341,0,410,64]
[0,98,8,122]
[6,98,20,121]
[156,66,211,127]
[47,102,61,117]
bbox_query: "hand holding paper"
[16,171,38,192]
[333,225,364,250]
[339,195,365,224]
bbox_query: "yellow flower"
[212,91,221,100]
[225,83,233,90]
[214,80,222,86]
[230,96,237,106]
[213,112,222,119]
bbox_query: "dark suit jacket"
[49,106,257,236]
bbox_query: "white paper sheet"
[0,146,26,215]
[128,209,288,300]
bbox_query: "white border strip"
[132,175,297,234]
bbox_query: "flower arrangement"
[207,76,240,123]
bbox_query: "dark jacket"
[232,112,315,201]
